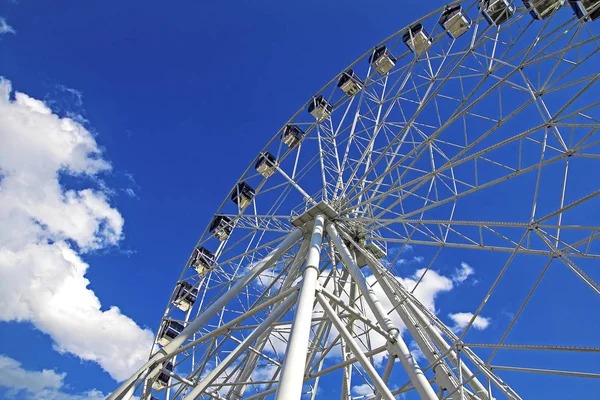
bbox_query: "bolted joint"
[552,250,562,259]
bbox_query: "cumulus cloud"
[250,364,279,390]
[216,258,470,388]
[409,340,425,362]
[262,267,455,367]
[397,268,454,312]
[452,262,474,284]
[0,354,106,400]
[0,17,15,35]
[0,79,153,381]
[448,312,491,332]
[352,383,374,396]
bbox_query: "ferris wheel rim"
[139,1,600,399]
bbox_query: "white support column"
[123,369,151,400]
[108,228,303,400]
[375,356,395,400]
[337,225,491,400]
[228,238,311,400]
[326,223,438,400]
[365,259,482,399]
[340,274,356,400]
[368,258,490,399]
[275,215,325,400]
[340,331,351,400]
[405,298,488,398]
[183,292,300,400]
[316,292,395,400]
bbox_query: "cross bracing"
[109,1,600,399]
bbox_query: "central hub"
[291,201,388,267]
[290,201,338,228]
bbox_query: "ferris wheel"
[109,0,600,399]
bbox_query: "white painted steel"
[316,292,396,400]
[108,229,302,400]
[112,2,600,398]
[275,215,325,400]
[183,292,299,399]
[326,222,438,400]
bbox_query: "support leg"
[375,356,395,400]
[183,292,299,399]
[275,215,325,400]
[365,258,483,399]
[228,238,311,400]
[374,259,490,399]
[108,228,303,400]
[316,292,395,400]
[326,223,438,400]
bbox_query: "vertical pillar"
[229,238,311,400]
[326,223,438,400]
[369,258,490,399]
[366,258,478,398]
[275,215,325,400]
[316,292,395,400]
[342,276,357,400]
[375,356,395,400]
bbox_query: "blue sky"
[0,0,599,399]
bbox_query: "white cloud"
[388,244,413,257]
[452,262,474,284]
[0,354,106,400]
[277,266,456,369]
[352,383,374,396]
[251,364,279,390]
[266,323,292,355]
[0,355,63,393]
[448,312,491,332]
[124,187,137,198]
[409,340,425,362]
[0,79,153,381]
[397,268,454,312]
[397,255,424,265]
[0,17,15,35]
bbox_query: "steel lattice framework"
[109,1,600,399]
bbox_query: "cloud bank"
[0,355,106,400]
[0,79,153,381]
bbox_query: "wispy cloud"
[397,255,424,265]
[124,187,138,198]
[0,17,15,35]
[452,261,474,284]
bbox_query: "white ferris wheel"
[109,0,600,399]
